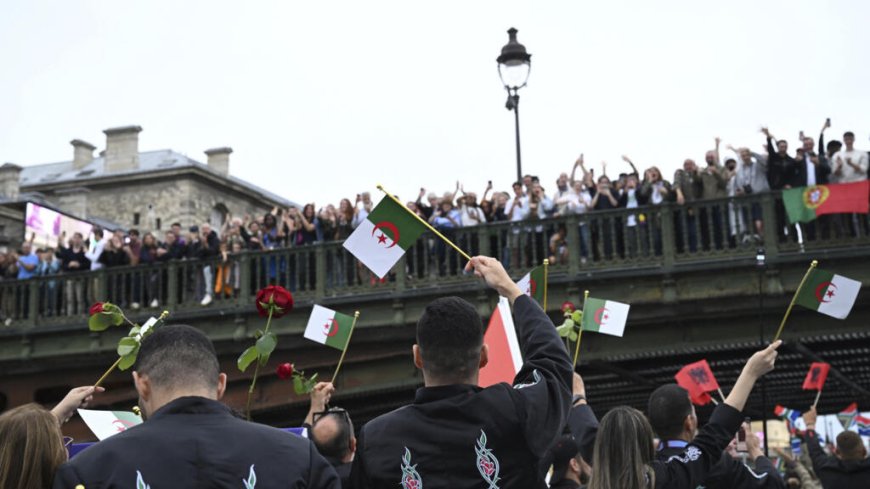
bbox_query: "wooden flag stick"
[331,311,360,384]
[542,259,549,311]
[812,389,822,409]
[717,388,726,403]
[93,357,122,389]
[376,184,472,261]
[710,397,719,406]
[573,290,590,368]
[772,260,818,342]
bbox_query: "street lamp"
[497,27,531,184]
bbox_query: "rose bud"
[276,362,294,380]
[561,301,576,314]
[255,286,294,318]
[89,302,105,316]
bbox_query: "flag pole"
[573,290,589,368]
[376,184,472,261]
[331,311,360,384]
[542,259,549,311]
[812,389,822,409]
[717,388,726,403]
[772,260,818,342]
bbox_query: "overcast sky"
[2,1,868,208]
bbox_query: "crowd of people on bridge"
[0,124,867,319]
[1,256,868,489]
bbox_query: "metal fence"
[2,191,868,328]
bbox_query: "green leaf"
[568,330,578,342]
[556,321,574,337]
[237,346,258,372]
[571,310,583,324]
[88,312,123,332]
[117,337,139,356]
[255,332,277,357]
[118,350,138,371]
[128,326,141,338]
[292,375,304,394]
[258,351,271,367]
[254,329,263,339]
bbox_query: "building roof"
[19,149,296,208]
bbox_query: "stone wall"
[38,173,276,235]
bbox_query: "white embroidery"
[474,430,501,489]
[243,464,257,489]
[135,470,151,489]
[666,445,702,464]
[513,370,542,390]
[400,447,423,489]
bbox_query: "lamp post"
[497,27,531,184]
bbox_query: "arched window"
[210,203,229,231]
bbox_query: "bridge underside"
[2,250,868,440]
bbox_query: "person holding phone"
[647,385,784,489]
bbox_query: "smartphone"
[488,180,492,185]
[826,117,831,126]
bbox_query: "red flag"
[802,362,830,391]
[478,297,522,388]
[688,390,713,406]
[676,359,720,393]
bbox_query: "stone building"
[0,125,295,249]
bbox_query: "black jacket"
[791,152,831,187]
[805,429,870,488]
[650,404,745,489]
[766,137,798,190]
[657,442,785,489]
[55,246,91,272]
[53,396,340,489]
[350,295,573,489]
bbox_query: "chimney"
[204,147,232,176]
[103,125,142,172]
[0,163,22,201]
[70,139,96,169]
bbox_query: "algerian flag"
[77,408,142,440]
[342,196,427,278]
[515,265,546,304]
[795,268,861,319]
[304,305,355,351]
[580,297,630,337]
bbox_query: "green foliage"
[291,371,318,395]
[237,346,259,373]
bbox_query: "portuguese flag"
[782,181,870,224]
[343,196,427,278]
[795,268,861,319]
[304,305,355,351]
[515,265,546,304]
[580,297,630,337]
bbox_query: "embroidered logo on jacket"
[135,470,151,489]
[514,369,542,390]
[475,430,501,489]
[242,465,257,489]
[400,447,423,489]
[666,445,702,464]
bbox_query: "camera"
[742,184,753,195]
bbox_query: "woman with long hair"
[588,340,781,489]
[0,386,100,489]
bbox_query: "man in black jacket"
[53,324,340,489]
[350,255,573,489]
[762,127,798,191]
[648,384,785,489]
[802,406,870,488]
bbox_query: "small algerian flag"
[515,265,546,304]
[342,196,427,278]
[580,297,629,337]
[795,268,861,319]
[77,408,142,441]
[304,305,355,351]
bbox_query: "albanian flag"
[675,359,720,405]
[802,362,831,391]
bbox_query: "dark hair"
[843,131,855,138]
[129,229,140,237]
[135,324,219,391]
[311,409,354,460]
[777,139,788,146]
[416,297,483,383]
[836,431,865,460]
[171,222,182,228]
[550,433,581,483]
[647,384,693,440]
[826,140,842,153]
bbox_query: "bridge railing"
[1,191,868,329]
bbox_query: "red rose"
[276,362,294,380]
[561,301,575,313]
[480,459,495,476]
[89,302,105,316]
[404,476,418,489]
[255,286,294,318]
